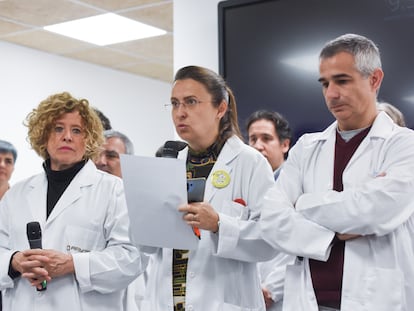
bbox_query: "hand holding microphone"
[23,222,74,290]
[26,221,47,291]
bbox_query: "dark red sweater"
[309,127,370,308]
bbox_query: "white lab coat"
[258,252,295,311]
[0,160,145,311]
[258,164,296,311]
[261,112,414,311]
[140,136,277,311]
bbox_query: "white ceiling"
[0,0,173,82]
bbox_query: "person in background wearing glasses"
[140,65,276,311]
[0,139,17,199]
[246,110,295,311]
[0,92,146,311]
[261,33,414,311]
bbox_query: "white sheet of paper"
[120,154,198,250]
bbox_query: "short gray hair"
[320,33,382,78]
[103,130,134,155]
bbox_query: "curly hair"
[25,92,104,160]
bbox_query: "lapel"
[178,136,243,203]
[27,174,48,225]
[345,112,393,169]
[205,136,242,202]
[309,112,394,173]
[306,122,337,191]
[301,113,395,192]
[45,160,96,226]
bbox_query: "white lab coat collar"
[178,135,244,202]
[312,111,395,143]
[27,160,99,226]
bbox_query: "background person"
[93,107,112,130]
[0,139,17,311]
[95,129,134,178]
[140,65,276,311]
[246,110,294,310]
[377,101,406,127]
[261,33,414,311]
[0,140,17,199]
[246,110,291,179]
[0,92,145,311]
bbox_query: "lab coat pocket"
[221,200,249,220]
[64,225,106,253]
[358,267,403,311]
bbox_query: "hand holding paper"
[179,202,220,234]
[120,154,199,250]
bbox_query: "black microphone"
[156,140,188,158]
[26,221,47,291]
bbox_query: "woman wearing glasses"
[0,92,145,311]
[141,66,276,311]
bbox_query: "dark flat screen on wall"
[218,0,414,142]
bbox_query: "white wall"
[0,41,174,185]
[172,0,224,140]
[1,1,224,185]
[174,0,223,73]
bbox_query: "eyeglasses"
[165,97,204,109]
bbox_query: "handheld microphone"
[156,140,187,158]
[26,221,47,291]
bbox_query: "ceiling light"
[44,13,166,46]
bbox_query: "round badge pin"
[211,170,230,188]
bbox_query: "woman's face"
[46,111,86,171]
[171,79,227,151]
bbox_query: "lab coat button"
[187,305,193,311]
[189,271,195,278]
